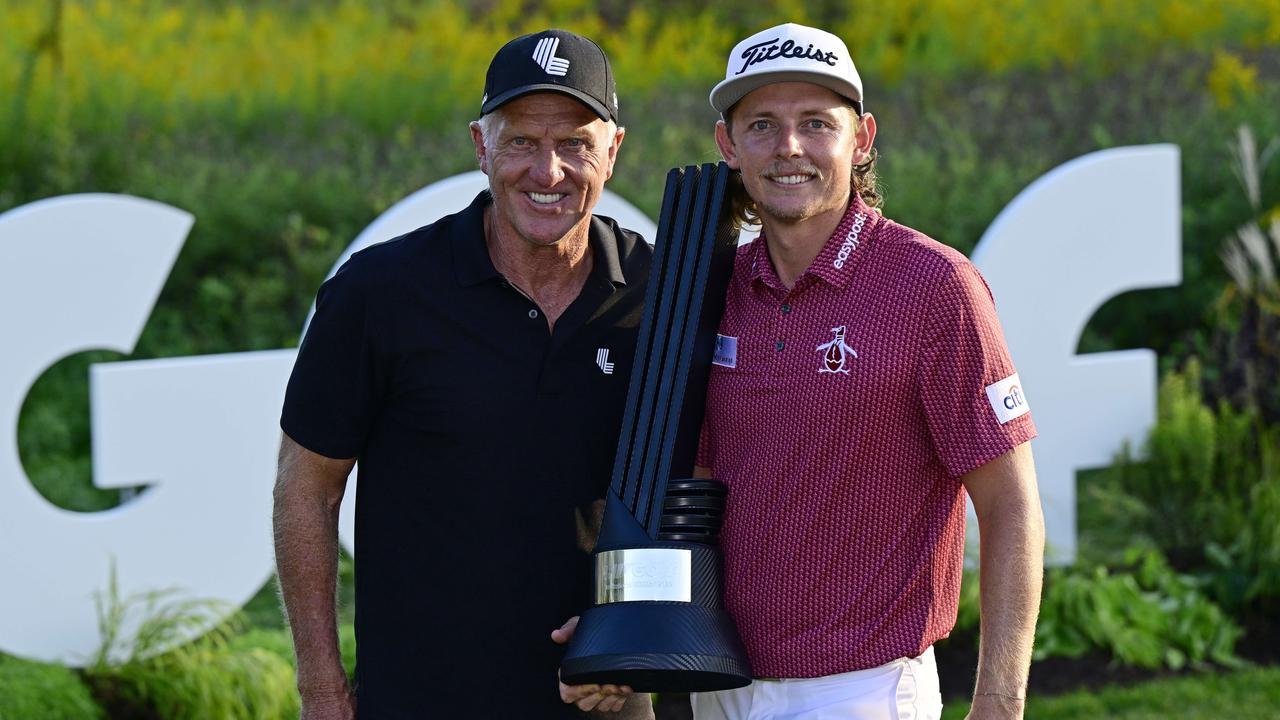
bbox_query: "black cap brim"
[480,84,613,122]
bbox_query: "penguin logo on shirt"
[816,325,858,374]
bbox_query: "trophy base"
[561,601,752,693]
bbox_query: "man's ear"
[470,121,489,175]
[852,113,877,166]
[714,120,740,170]
[603,125,626,181]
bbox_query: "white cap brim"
[710,69,863,114]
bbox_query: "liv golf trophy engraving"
[560,163,752,692]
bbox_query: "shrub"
[1034,548,1241,670]
[949,546,1239,670]
[1209,125,1280,425]
[0,654,102,720]
[1111,361,1280,609]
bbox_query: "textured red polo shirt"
[698,195,1037,678]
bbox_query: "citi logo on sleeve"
[816,325,857,374]
[596,348,615,374]
[1004,385,1026,409]
[532,36,571,76]
[985,373,1031,424]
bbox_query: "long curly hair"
[722,111,882,229]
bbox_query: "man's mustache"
[760,162,821,179]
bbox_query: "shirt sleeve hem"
[946,418,1038,479]
[280,418,361,461]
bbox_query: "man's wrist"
[974,690,1024,702]
[969,691,1025,718]
[297,673,352,697]
[972,686,1024,696]
[967,691,1029,717]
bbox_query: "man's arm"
[273,433,357,720]
[960,441,1044,720]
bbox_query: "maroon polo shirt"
[698,195,1036,677]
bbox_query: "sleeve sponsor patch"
[712,334,738,368]
[985,373,1030,424]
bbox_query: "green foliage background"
[3,0,1280,716]
[6,0,1279,512]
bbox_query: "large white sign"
[0,148,1179,663]
[973,145,1181,562]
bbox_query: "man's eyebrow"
[798,106,846,116]
[742,107,844,120]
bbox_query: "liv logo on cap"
[532,36,571,76]
[710,23,864,114]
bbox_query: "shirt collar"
[746,235,786,292]
[587,215,628,287]
[451,190,628,288]
[808,195,880,288]
[748,194,882,292]
[451,190,501,287]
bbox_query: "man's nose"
[529,147,566,187]
[774,126,804,158]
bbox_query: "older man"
[274,30,653,719]
[686,23,1045,720]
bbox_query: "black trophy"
[560,163,752,692]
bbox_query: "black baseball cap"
[480,29,619,122]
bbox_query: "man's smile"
[527,191,567,204]
[767,174,815,185]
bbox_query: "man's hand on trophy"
[553,616,634,712]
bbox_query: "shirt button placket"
[771,299,792,374]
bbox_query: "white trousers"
[690,646,943,720]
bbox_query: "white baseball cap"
[709,23,863,114]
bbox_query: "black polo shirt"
[281,190,651,719]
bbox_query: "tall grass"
[3,0,1274,135]
[83,564,299,720]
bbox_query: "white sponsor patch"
[712,334,738,368]
[986,373,1030,424]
